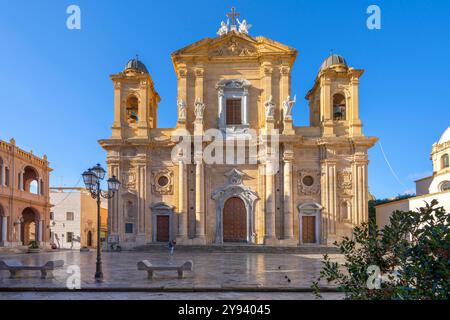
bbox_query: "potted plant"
[27,240,41,253]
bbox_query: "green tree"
[312,200,450,300]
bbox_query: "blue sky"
[0,0,449,199]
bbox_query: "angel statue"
[264,95,275,119]
[217,21,228,36]
[237,19,252,34]
[283,95,296,119]
[194,98,206,120]
[178,99,186,121]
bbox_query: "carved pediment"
[209,37,257,57]
[172,32,296,60]
[224,168,251,185]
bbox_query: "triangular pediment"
[172,31,297,59]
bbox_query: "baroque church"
[99,9,378,248]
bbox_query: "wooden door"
[87,231,93,247]
[302,216,316,244]
[223,197,247,242]
[156,215,170,242]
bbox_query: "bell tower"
[306,54,364,137]
[110,58,160,139]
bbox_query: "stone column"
[321,159,337,243]
[242,88,249,125]
[283,149,294,240]
[108,164,120,235]
[38,220,43,243]
[136,163,146,244]
[1,216,7,243]
[177,65,188,129]
[17,221,22,244]
[264,159,276,244]
[261,61,272,125]
[320,77,334,136]
[280,65,290,110]
[194,153,206,244]
[138,81,149,137]
[218,89,225,129]
[349,76,362,136]
[177,159,188,241]
[353,159,369,225]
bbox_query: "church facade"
[99,11,378,248]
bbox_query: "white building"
[50,187,107,249]
[376,127,450,228]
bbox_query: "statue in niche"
[178,99,186,121]
[264,96,275,119]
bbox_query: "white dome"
[438,127,450,144]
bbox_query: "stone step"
[132,244,339,254]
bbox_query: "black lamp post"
[82,164,120,282]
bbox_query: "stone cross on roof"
[227,7,240,28]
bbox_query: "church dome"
[438,126,450,144]
[319,54,348,71]
[124,58,149,74]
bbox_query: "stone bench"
[0,259,65,279]
[137,260,193,279]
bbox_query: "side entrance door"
[156,215,170,242]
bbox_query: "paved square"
[0,250,343,292]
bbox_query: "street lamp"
[82,164,120,282]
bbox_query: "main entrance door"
[223,197,247,242]
[156,215,170,242]
[302,216,316,243]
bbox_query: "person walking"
[168,239,176,256]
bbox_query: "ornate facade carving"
[121,167,137,192]
[298,169,321,195]
[151,169,173,195]
[337,170,353,195]
[209,38,257,57]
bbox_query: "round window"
[302,175,314,187]
[157,176,169,187]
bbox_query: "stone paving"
[0,250,343,291]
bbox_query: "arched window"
[23,166,39,194]
[333,94,346,121]
[5,167,9,186]
[441,154,449,169]
[126,95,139,124]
